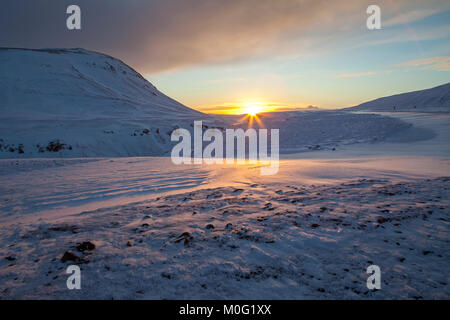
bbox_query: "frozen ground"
[1,48,448,299]
[0,170,448,299]
[288,112,450,158]
[0,112,449,299]
[0,110,424,158]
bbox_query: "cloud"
[338,72,376,78]
[359,24,450,47]
[395,56,450,71]
[383,8,440,27]
[0,0,448,74]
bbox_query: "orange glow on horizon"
[196,101,279,115]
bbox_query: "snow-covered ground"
[0,160,448,299]
[0,48,449,299]
[288,112,450,158]
[0,110,430,158]
[0,112,448,299]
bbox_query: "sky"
[1,0,449,113]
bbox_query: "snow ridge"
[345,83,450,112]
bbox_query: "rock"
[48,224,78,233]
[45,140,71,152]
[5,256,16,261]
[205,224,215,230]
[175,232,193,246]
[76,241,96,252]
[376,216,391,224]
[61,251,79,263]
[206,192,222,199]
[263,203,274,210]
[311,224,320,229]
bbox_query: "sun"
[242,102,263,116]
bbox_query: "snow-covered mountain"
[345,83,450,112]
[0,48,222,157]
[0,48,202,120]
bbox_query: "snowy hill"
[0,48,202,120]
[344,83,450,112]
[0,48,221,157]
